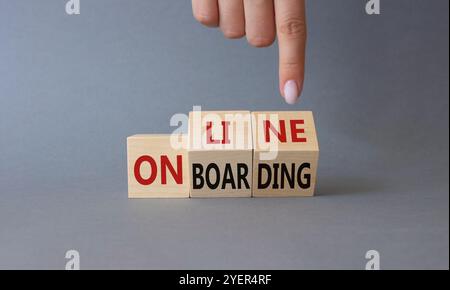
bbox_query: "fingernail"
[283,80,299,105]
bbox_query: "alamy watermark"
[365,250,381,270]
[66,1,381,16]
[169,106,282,160]
[65,249,80,270]
[62,249,380,269]
[366,0,381,15]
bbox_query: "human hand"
[192,0,307,104]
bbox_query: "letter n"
[161,155,183,184]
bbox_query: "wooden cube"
[127,134,189,198]
[251,111,319,197]
[188,111,253,197]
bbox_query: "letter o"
[206,164,220,189]
[134,155,157,185]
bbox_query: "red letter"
[206,121,230,144]
[134,155,157,185]
[290,119,307,142]
[160,155,183,184]
[264,120,287,143]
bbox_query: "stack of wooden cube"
[127,111,319,198]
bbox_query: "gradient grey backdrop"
[0,0,448,269]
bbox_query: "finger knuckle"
[222,29,245,39]
[247,35,275,47]
[278,17,307,39]
[281,60,301,69]
[195,13,217,26]
[281,61,305,76]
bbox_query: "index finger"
[274,0,307,104]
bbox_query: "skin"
[192,0,307,104]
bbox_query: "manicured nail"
[283,80,299,105]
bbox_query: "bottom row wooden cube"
[127,134,189,198]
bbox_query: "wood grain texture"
[127,134,189,198]
[251,111,319,197]
[188,111,253,197]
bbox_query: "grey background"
[0,0,448,269]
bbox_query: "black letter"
[237,163,250,189]
[222,164,236,189]
[258,164,272,189]
[192,163,204,189]
[206,163,220,189]
[272,163,280,189]
[280,163,295,189]
[297,163,311,189]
